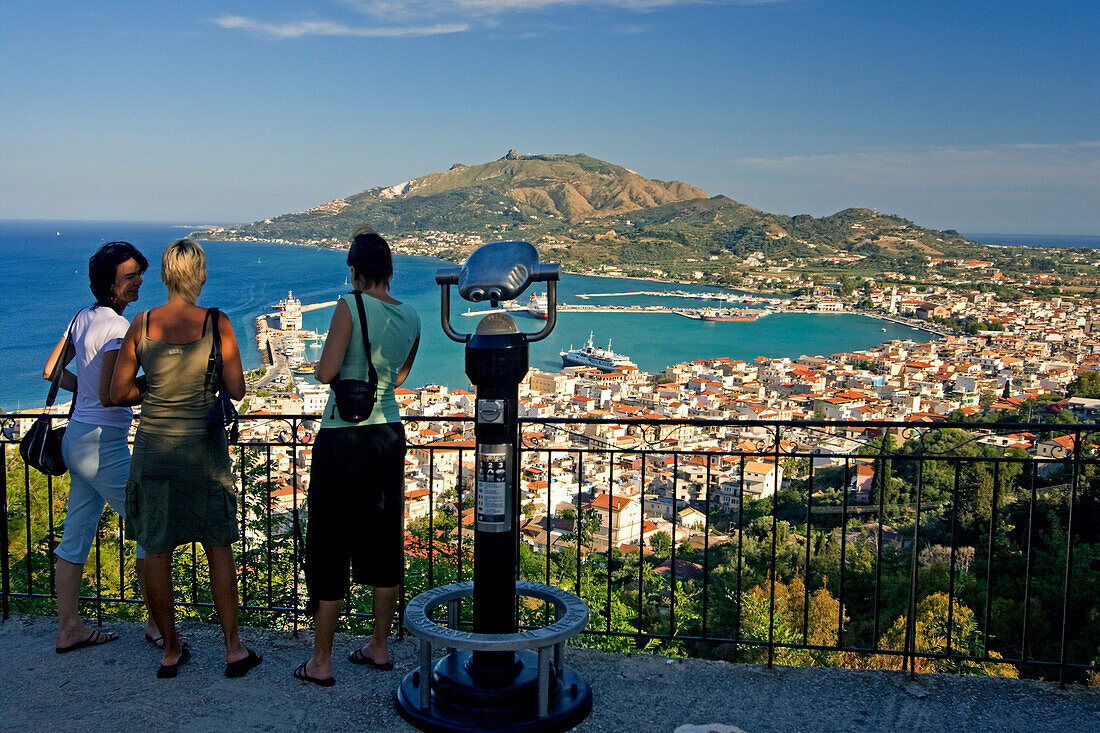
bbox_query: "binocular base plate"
[396,650,592,732]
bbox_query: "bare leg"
[55,558,99,648]
[135,557,187,646]
[136,557,157,637]
[143,552,183,665]
[204,544,248,663]
[304,599,341,680]
[354,585,397,664]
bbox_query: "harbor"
[243,278,940,402]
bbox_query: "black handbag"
[20,312,79,475]
[330,292,378,423]
[204,307,240,444]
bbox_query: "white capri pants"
[56,420,146,564]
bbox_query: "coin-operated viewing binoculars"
[396,241,593,732]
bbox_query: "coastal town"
[234,273,1100,557]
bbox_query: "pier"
[461,302,772,320]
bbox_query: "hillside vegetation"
[193,150,991,269]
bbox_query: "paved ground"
[2,614,1098,732]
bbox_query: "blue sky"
[1,1,1097,234]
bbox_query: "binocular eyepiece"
[436,241,559,305]
[436,240,561,344]
[466,286,504,303]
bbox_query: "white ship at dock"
[560,332,637,372]
[527,293,548,319]
[277,291,303,331]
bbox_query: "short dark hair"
[347,228,393,289]
[89,241,148,308]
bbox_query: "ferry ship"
[560,332,637,372]
[526,293,548,319]
[277,291,303,331]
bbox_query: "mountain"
[194,150,987,271]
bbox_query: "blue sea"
[963,233,1100,249]
[0,219,955,411]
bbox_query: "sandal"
[145,630,190,650]
[156,646,191,679]
[294,661,335,687]
[56,629,119,654]
[225,648,262,678]
[348,646,393,671]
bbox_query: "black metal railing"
[3,413,1098,685]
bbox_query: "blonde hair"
[160,238,206,303]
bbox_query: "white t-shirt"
[64,306,133,429]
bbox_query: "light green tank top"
[321,292,420,428]
[135,311,216,435]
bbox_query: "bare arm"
[109,315,145,406]
[43,336,77,392]
[394,336,420,388]
[218,312,246,400]
[99,349,146,406]
[315,299,351,385]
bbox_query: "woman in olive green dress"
[111,238,260,679]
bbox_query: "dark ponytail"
[347,226,393,289]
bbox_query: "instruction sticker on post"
[476,443,510,531]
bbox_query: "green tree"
[875,592,1017,677]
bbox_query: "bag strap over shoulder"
[44,310,82,413]
[204,307,224,393]
[352,292,378,385]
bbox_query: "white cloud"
[213,15,469,39]
[738,142,1100,188]
[341,1,710,20]
[215,1,787,38]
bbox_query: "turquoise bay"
[1,221,930,410]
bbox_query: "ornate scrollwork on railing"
[907,425,987,457]
[898,424,923,444]
[1046,435,1076,461]
[625,422,693,449]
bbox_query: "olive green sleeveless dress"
[125,311,238,553]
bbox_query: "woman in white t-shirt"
[43,241,165,653]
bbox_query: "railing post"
[1,443,9,621]
[1058,430,1081,689]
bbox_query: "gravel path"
[2,614,1097,732]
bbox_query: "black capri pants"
[305,422,406,604]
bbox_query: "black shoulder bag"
[20,311,80,475]
[329,292,378,422]
[205,307,240,444]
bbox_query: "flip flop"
[56,629,119,654]
[156,646,191,679]
[348,647,393,671]
[294,661,335,687]
[145,630,190,650]
[225,648,262,678]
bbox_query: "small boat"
[294,361,316,374]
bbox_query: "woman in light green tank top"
[296,227,420,686]
[111,238,261,680]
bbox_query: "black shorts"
[305,422,406,603]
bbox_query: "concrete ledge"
[2,614,1097,732]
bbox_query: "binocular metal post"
[396,242,592,732]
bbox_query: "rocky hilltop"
[194,150,989,271]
